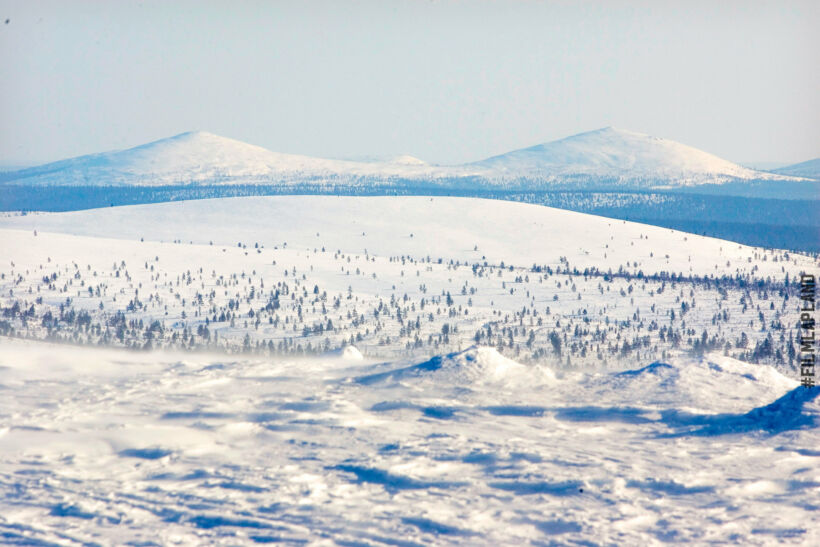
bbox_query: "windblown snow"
[0,338,818,545]
[0,195,818,545]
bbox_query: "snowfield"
[0,131,457,188]
[0,195,811,277]
[0,339,818,545]
[0,196,818,545]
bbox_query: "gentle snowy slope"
[0,195,808,276]
[773,158,820,179]
[1,196,815,372]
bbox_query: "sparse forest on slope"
[2,197,816,372]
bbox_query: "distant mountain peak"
[772,158,820,180]
[1,127,807,193]
[471,126,772,184]
[140,130,262,149]
[170,130,206,138]
[385,154,427,166]
[153,130,220,142]
[573,126,639,137]
[0,130,443,188]
[586,125,622,133]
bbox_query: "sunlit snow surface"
[1,196,819,545]
[0,339,818,546]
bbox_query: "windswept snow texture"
[0,127,804,191]
[0,339,818,545]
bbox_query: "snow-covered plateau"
[1,196,818,545]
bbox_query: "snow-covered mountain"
[0,131,453,187]
[772,158,820,179]
[0,127,807,191]
[471,127,783,186]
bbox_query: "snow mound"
[422,346,535,384]
[357,346,555,388]
[671,386,820,437]
[322,345,365,361]
[596,354,797,413]
[342,345,364,361]
[736,386,820,432]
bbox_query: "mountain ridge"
[0,128,810,193]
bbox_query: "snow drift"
[592,354,798,413]
[356,346,555,388]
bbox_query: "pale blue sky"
[0,0,817,166]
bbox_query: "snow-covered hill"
[471,127,790,186]
[0,128,807,192]
[1,195,816,368]
[0,131,454,187]
[0,195,809,277]
[772,158,820,179]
